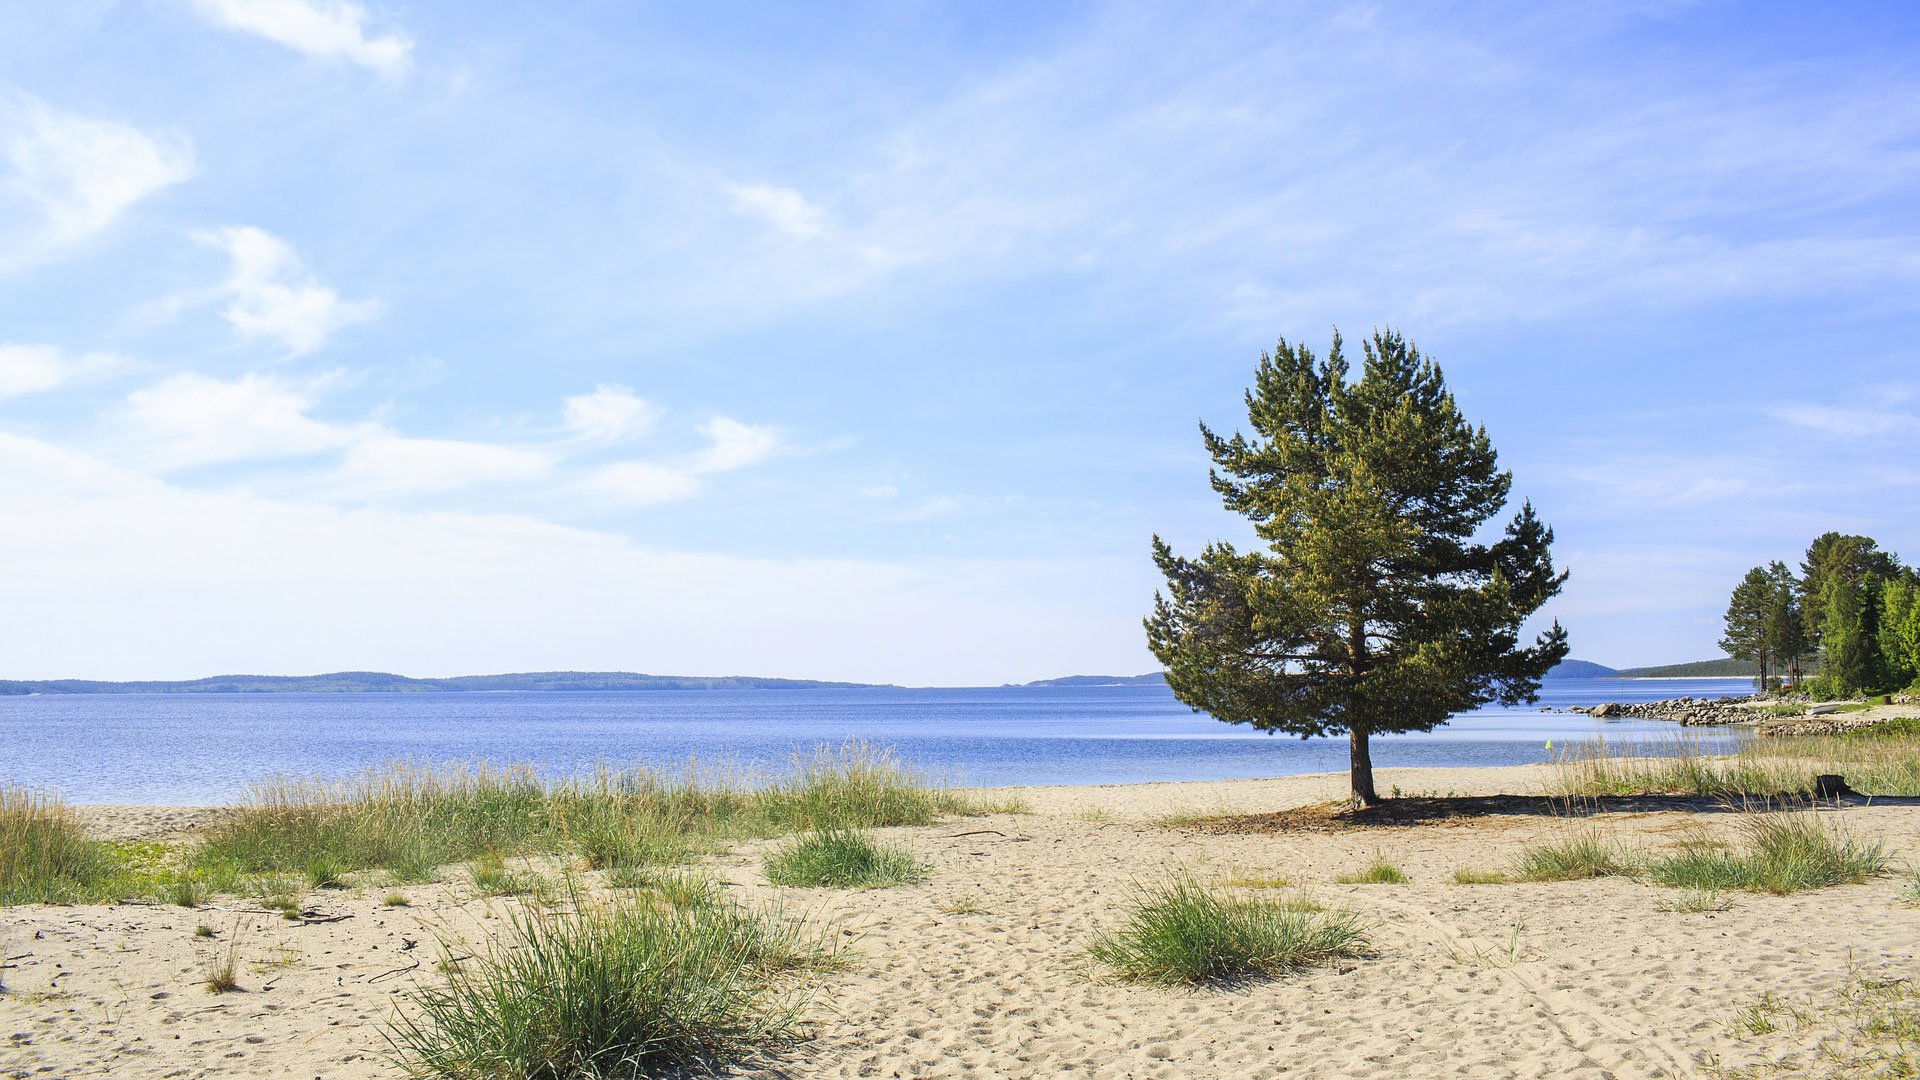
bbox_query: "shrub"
[1513,832,1637,882]
[1450,867,1510,885]
[385,878,827,1077]
[1647,812,1886,895]
[1087,874,1366,986]
[762,830,925,889]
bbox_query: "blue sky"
[1,0,1915,684]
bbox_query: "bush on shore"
[386,877,832,1077]
[1087,874,1366,986]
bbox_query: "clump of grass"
[161,874,210,908]
[1646,812,1886,895]
[762,830,925,889]
[1513,832,1638,882]
[382,891,410,908]
[1898,873,1920,907]
[0,787,124,905]
[385,878,830,1077]
[1335,860,1409,885]
[1450,867,1510,885]
[304,855,346,889]
[1086,874,1366,986]
[255,874,305,916]
[203,925,242,994]
[938,899,988,915]
[193,924,216,938]
[468,853,544,898]
[1221,872,1293,889]
[1656,889,1733,913]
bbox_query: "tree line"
[1721,533,1920,696]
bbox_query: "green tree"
[1145,329,1569,807]
[1819,576,1878,694]
[1765,561,1808,688]
[1880,577,1919,687]
[1801,533,1902,650]
[1720,566,1773,690]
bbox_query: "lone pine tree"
[1146,329,1569,807]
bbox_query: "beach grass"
[1335,860,1409,885]
[1450,867,1511,885]
[762,829,926,889]
[1549,728,1920,799]
[191,743,983,883]
[0,787,125,905]
[1644,812,1886,895]
[384,876,831,1078]
[1087,874,1366,986]
[1723,967,1920,1078]
[1513,831,1638,881]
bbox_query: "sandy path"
[5,766,1917,1078]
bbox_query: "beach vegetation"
[1513,832,1637,881]
[1550,729,1920,798]
[1086,873,1366,986]
[1656,889,1733,913]
[383,891,410,907]
[1145,328,1568,807]
[762,829,925,889]
[1449,867,1510,885]
[1723,967,1920,1078]
[1335,860,1409,884]
[188,743,980,884]
[1645,812,1885,895]
[385,878,831,1078]
[0,787,125,905]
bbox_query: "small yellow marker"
[1544,739,1552,751]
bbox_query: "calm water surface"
[0,677,1757,804]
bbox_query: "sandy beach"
[6,764,1918,1079]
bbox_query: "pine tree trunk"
[1349,728,1380,808]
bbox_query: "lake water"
[0,677,1757,804]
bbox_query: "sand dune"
[5,764,1916,1078]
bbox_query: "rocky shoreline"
[1572,695,1759,726]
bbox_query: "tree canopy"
[1145,329,1568,806]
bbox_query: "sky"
[0,0,1915,685]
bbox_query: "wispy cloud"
[1770,402,1918,439]
[560,383,661,444]
[183,0,413,80]
[724,182,833,240]
[0,95,194,269]
[332,435,554,495]
[118,371,364,468]
[0,344,130,399]
[196,226,379,356]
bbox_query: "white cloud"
[0,345,129,399]
[334,435,554,495]
[724,182,833,240]
[0,432,1152,685]
[198,226,379,356]
[119,371,361,468]
[695,416,779,472]
[577,417,780,507]
[584,461,703,505]
[561,383,661,444]
[184,0,413,80]
[1770,403,1917,439]
[0,95,194,268]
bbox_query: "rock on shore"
[1572,695,1758,726]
